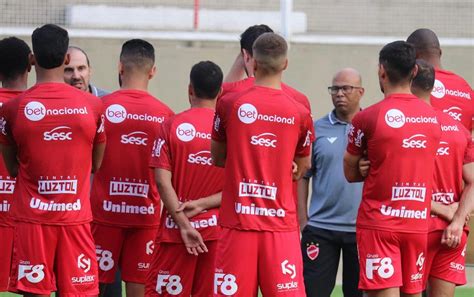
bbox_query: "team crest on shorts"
[306,242,319,260]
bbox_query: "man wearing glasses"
[298,68,364,297]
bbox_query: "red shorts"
[9,222,98,296]
[213,228,305,297]
[145,240,217,297]
[424,230,467,286]
[92,223,158,284]
[0,226,14,292]
[356,228,427,294]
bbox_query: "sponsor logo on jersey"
[380,205,427,219]
[106,104,165,124]
[432,192,455,204]
[384,109,437,129]
[214,271,238,295]
[436,141,450,156]
[277,260,299,292]
[250,133,277,148]
[165,214,218,229]
[237,103,295,125]
[239,182,277,200]
[176,122,210,142]
[152,138,165,157]
[0,117,6,136]
[391,186,426,202]
[235,202,285,217]
[77,254,91,273]
[109,181,149,198]
[432,79,471,100]
[38,179,78,194]
[411,252,425,282]
[121,131,148,146]
[103,200,155,215]
[43,126,72,141]
[0,200,10,212]
[402,134,427,149]
[365,255,394,280]
[441,124,459,132]
[24,101,88,122]
[443,106,462,121]
[146,240,154,255]
[0,179,15,194]
[29,197,81,212]
[187,150,213,165]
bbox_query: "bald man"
[299,68,364,297]
[407,29,473,133]
[64,46,109,97]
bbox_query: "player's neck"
[191,98,216,109]
[383,84,412,97]
[120,78,149,92]
[35,67,66,84]
[254,73,282,90]
[1,78,27,91]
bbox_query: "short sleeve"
[346,112,367,156]
[94,101,106,144]
[150,120,172,170]
[211,98,228,142]
[295,109,315,157]
[463,127,474,164]
[0,101,14,146]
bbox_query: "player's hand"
[441,220,463,248]
[176,201,204,219]
[292,161,298,174]
[358,157,370,178]
[180,226,208,256]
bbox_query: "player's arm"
[176,192,222,219]
[155,168,208,255]
[92,142,105,173]
[211,140,226,167]
[297,178,310,231]
[293,155,311,181]
[1,144,18,177]
[224,53,245,83]
[442,162,474,248]
[344,152,365,182]
[430,201,458,221]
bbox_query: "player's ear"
[411,64,419,80]
[378,64,386,80]
[64,53,70,65]
[188,83,194,105]
[242,49,251,63]
[149,65,157,80]
[282,58,288,71]
[29,53,36,66]
[252,59,258,74]
[118,62,124,76]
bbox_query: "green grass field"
[1,285,473,296]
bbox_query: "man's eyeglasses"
[327,85,362,95]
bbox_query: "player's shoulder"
[222,77,254,94]
[436,69,471,87]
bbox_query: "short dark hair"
[32,24,69,69]
[69,46,90,66]
[412,59,435,92]
[406,28,441,59]
[190,61,223,99]
[240,24,273,56]
[120,39,155,72]
[253,33,288,75]
[379,41,416,85]
[0,37,31,81]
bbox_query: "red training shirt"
[91,89,174,228]
[0,89,22,227]
[150,107,224,242]
[212,85,314,231]
[0,82,106,225]
[347,93,441,233]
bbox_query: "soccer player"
[0,24,105,296]
[0,36,31,293]
[212,33,314,296]
[407,28,473,132]
[222,24,312,112]
[412,61,473,297]
[90,39,174,297]
[299,68,364,297]
[146,61,224,297]
[344,41,441,297]
[64,46,109,97]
